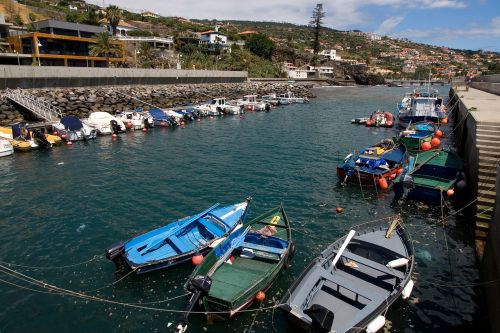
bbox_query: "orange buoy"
[441,117,448,124]
[447,188,455,196]
[430,137,441,147]
[421,141,431,151]
[389,173,396,180]
[336,207,344,213]
[191,254,204,265]
[255,291,266,302]
[142,127,148,132]
[180,121,185,126]
[66,141,73,146]
[396,167,404,175]
[127,122,133,129]
[434,129,443,138]
[378,177,388,190]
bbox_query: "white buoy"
[366,315,386,333]
[386,258,409,268]
[402,279,414,299]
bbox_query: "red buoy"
[53,130,59,136]
[389,173,396,180]
[192,254,204,265]
[127,122,133,129]
[66,141,73,146]
[180,121,185,126]
[396,168,404,175]
[421,141,431,151]
[160,121,167,127]
[434,129,443,138]
[112,133,118,138]
[61,134,67,139]
[447,188,455,196]
[378,177,388,190]
[431,137,441,147]
[142,127,148,132]
[336,207,344,213]
[255,291,266,302]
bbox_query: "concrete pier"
[450,82,500,333]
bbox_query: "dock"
[450,78,500,333]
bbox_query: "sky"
[90,0,500,51]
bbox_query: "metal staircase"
[3,88,63,122]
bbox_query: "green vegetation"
[89,32,121,65]
[309,3,325,62]
[486,62,500,74]
[105,5,122,35]
[245,34,274,59]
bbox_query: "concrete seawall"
[450,77,500,333]
[0,66,248,89]
[471,74,500,96]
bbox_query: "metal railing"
[3,88,63,122]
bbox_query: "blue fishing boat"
[393,149,465,205]
[148,108,179,127]
[105,199,251,274]
[397,89,448,127]
[337,139,406,187]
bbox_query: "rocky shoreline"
[0,82,315,126]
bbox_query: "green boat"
[176,205,294,332]
[393,149,465,205]
[396,122,436,152]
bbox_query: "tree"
[13,14,24,26]
[309,3,325,64]
[81,9,99,26]
[89,32,121,66]
[137,42,155,68]
[245,33,274,60]
[105,5,122,36]
[28,12,37,22]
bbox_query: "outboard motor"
[144,117,153,129]
[176,275,212,333]
[31,129,50,148]
[303,304,334,333]
[265,103,271,112]
[110,120,121,134]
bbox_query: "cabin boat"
[393,149,465,205]
[83,112,126,135]
[105,200,251,274]
[279,221,414,333]
[237,95,269,111]
[397,89,447,127]
[279,91,308,104]
[198,98,241,116]
[148,108,178,127]
[261,93,280,106]
[0,138,14,157]
[117,111,151,130]
[337,139,406,187]
[176,205,294,332]
[53,116,97,141]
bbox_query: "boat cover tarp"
[11,123,30,139]
[148,108,169,120]
[61,116,83,131]
[382,146,406,163]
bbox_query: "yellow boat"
[0,123,62,150]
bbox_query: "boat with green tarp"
[393,149,465,205]
[396,122,438,153]
[175,205,294,332]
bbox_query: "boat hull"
[336,166,397,186]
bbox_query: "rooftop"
[32,19,105,34]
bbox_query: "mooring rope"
[0,254,102,270]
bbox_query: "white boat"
[261,93,280,106]
[237,95,269,111]
[197,98,241,116]
[164,110,185,122]
[83,112,126,135]
[117,111,147,130]
[53,116,97,141]
[0,138,14,157]
[279,91,308,104]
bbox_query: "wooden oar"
[331,230,356,268]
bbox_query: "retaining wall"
[471,74,500,96]
[0,66,248,89]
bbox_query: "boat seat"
[198,217,224,237]
[339,251,405,280]
[240,242,285,255]
[169,235,192,254]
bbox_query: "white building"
[199,29,231,53]
[318,49,341,61]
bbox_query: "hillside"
[3,0,500,80]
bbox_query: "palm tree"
[105,5,122,36]
[89,32,121,66]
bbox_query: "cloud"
[419,0,466,8]
[375,16,405,35]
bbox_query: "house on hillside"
[101,19,139,36]
[4,19,124,67]
[199,28,231,53]
[318,49,341,61]
[142,11,160,19]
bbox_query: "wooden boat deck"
[209,256,275,302]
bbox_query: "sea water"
[0,86,482,332]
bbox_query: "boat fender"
[386,258,409,268]
[366,315,386,333]
[378,177,388,190]
[402,279,414,299]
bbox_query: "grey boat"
[279,221,415,333]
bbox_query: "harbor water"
[0,86,483,332]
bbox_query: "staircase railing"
[3,88,63,122]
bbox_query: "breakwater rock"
[0,82,314,125]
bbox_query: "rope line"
[0,255,103,270]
